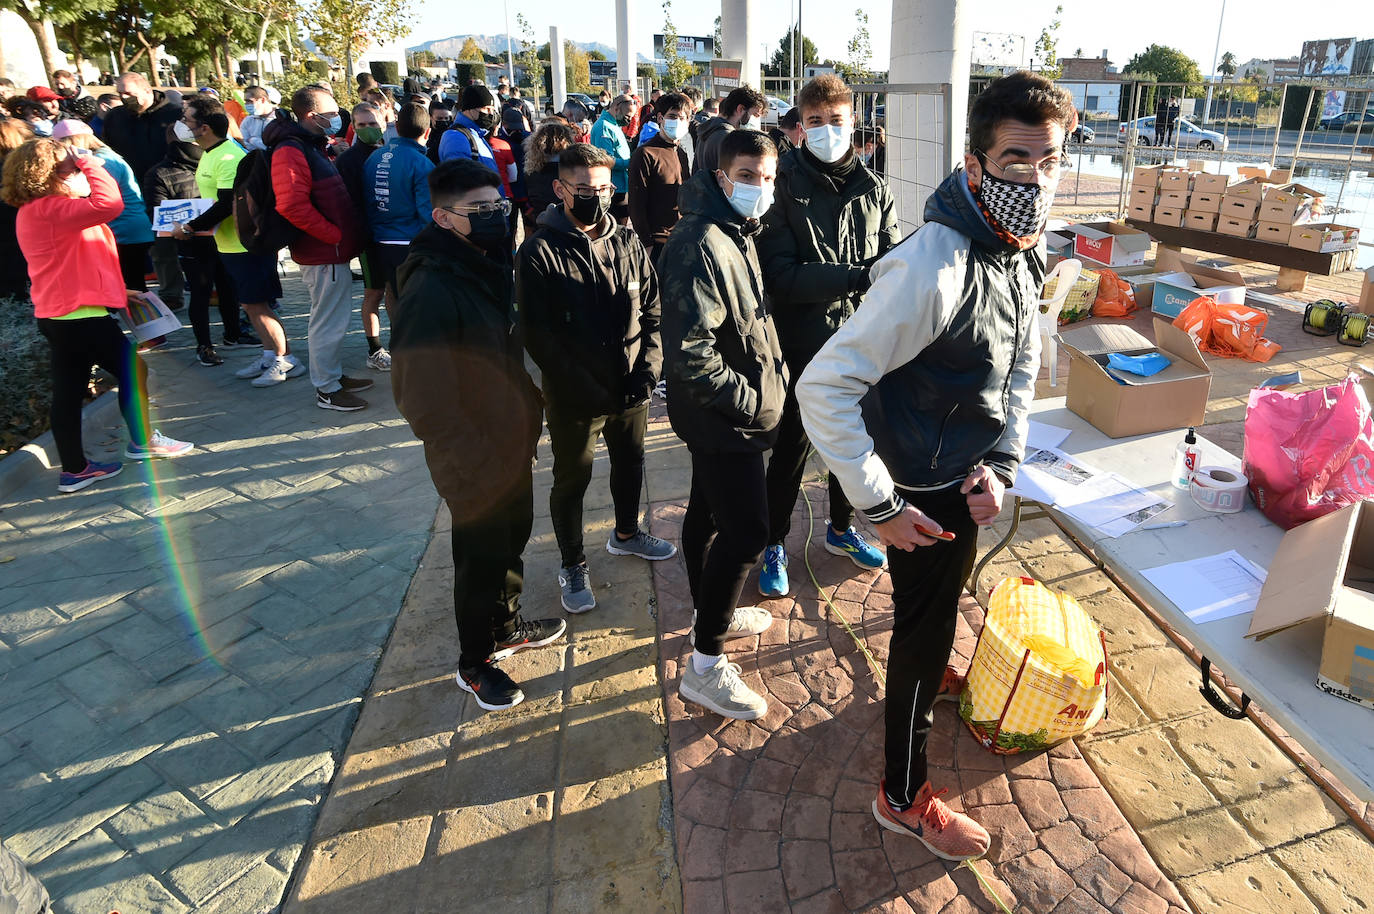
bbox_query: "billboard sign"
[711,58,743,96]
[654,34,714,63]
[1300,38,1356,118]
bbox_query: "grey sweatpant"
[300,262,355,393]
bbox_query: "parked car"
[566,92,598,114]
[761,95,792,127]
[1070,123,1095,144]
[1116,116,1229,150]
[1317,111,1374,131]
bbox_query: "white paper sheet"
[1026,420,1072,453]
[1141,551,1269,624]
[1012,448,1109,505]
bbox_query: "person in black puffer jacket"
[659,130,787,724]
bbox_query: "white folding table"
[974,398,1374,805]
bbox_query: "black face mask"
[616,114,631,127]
[474,112,496,131]
[567,192,610,227]
[466,210,508,251]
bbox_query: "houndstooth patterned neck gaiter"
[977,171,1053,244]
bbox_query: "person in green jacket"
[755,74,902,599]
[589,94,633,224]
[391,158,566,712]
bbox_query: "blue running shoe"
[759,544,789,597]
[57,460,122,493]
[825,523,888,570]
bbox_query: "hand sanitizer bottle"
[1172,427,1199,489]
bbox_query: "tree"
[565,41,591,93]
[1218,50,1237,77]
[713,15,721,58]
[0,0,108,85]
[587,50,607,61]
[458,37,484,61]
[1125,44,1204,90]
[306,0,412,87]
[82,0,200,85]
[1032,4,1063,78]
[516,13,543,99]
[840,8,872,84]
[660,0,696,90]
[766,26,818,78]
[409,49,438,69]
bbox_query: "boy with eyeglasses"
[516,143,672,616]
[392,158,564,711]
[797,71,1075,862]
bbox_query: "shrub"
[0,297,52,456]
[454,62,487,87]
[368,61,400,86]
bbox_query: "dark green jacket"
[757,147,901,365]
[391,224,542,525]
[659,169,788,453]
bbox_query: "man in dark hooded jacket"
[659,129,787,723]
[392,158,566,712]
[797,70,1073,863]
[516,142,672,618]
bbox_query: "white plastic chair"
[1038,258,1083,388]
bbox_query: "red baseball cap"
[27,86,61,102]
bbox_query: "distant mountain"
[409,33,650,63]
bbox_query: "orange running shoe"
[934,665,967,703]
[872,779,990,861]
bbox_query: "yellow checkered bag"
[959,577,1108,754]
[1043,267,1100,325]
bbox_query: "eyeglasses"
[974,150,1061,182]
[559,179,613,200]
[444,199,512,217]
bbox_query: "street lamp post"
[1202,0,1226,126]
[504,0,515,90]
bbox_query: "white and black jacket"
[796,168,1042,523]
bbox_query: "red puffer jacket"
[264,118,364,265]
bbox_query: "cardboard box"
[1128,202,1154,221]
[1160,169,1191,191]
[1359,265,1374,316]
[1223,178,1270,201]
[1043,229,1076,261]
[1159,189,1190,208]
[1256,221,1293,245]
[1060,318,1211,438]
[1131,164,1166,188]
[1067,221,1152,267]
[1190,191,1223,214]
[1149,249,1247,319]
[1236,166,1290,183]
[1259,183,1324,223]
[1129,185,1156,206]
[1184,210,1218,231]
[1153,206,1184,227]
[1220,195,1260,220]
[1289,223,1360,254]
[1217,215,1255,238]
[1247,501,1374,711]
[1191,172,1232,194]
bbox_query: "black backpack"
[232,144,301,256]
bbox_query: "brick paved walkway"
[0,268,434,913]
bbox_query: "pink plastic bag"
[1242,377,1374,530]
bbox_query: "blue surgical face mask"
[325,113,342,134]
[662,118,689,142]
[245,101,258,117]
[804,123,851,163]
[32,118,54,137]
[718,171,774,220]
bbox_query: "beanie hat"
[460,84,494,111]
[52,118,94,139]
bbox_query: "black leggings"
[117,242,151,292]
[36,314,150,473]
[683,449,769,656]
[178,237,239,347]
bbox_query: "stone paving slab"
[0,266,433,913]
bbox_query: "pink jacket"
[17,156,127,318]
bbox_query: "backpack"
[232,144,301,256]
[450,125,482,163]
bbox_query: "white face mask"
[64,171,91,197]
[662,118,689,142]
[173,120,196,143]
[719,172,773,220]
[804,123,851,163]
[745,114,762,130]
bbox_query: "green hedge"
[368,61,400,85]
[0,297,52,456]
[304,59,329,78]
[454,62,486,87]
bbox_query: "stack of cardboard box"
[1153,168,1191,228]
[1183,173,1229,232]
[1217,178,1268,238]
[1255,183,1325,245]
[1127,165,1160,222]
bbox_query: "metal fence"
[849,82,954,236]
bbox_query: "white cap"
[264,86,282,105]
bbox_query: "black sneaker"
[196,344,224,367]
[338,375,374,392]
[456,661,525,711]
[316,389,368,411]
[493,616,567,660]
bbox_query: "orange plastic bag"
[1091,269,1138,318]
[1172,296,1281,362]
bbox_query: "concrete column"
[720,0,761,92]
[615,0,635,94]
[887,0,968,232]
[550,26,567,112]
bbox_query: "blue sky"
[407,1,1374,75]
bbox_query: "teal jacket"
[589,111,631,194]
[94,147,154,245]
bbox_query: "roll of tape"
[1189,466,1248,514]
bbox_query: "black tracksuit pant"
[178,237,240,348]
[882,483,980,806]
[765,376,853,544]
[682,449,769,656]
[448,463,533,670]
[37,315,150,473]
[546,397,649,569]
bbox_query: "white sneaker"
[367,348,392,371]
[235,355,274,379]
[689,605,773,646]
[124,430,193,460]
[679,656,768,720]
[251,356,306,387]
